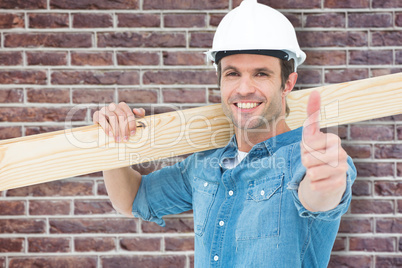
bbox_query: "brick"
[25,126,64,136]
[283,13,302,28]
[189,32,214,48]
[144,70,216,85]
[97,181,107,195]
[9,257,97,268]
[399,200,402,213]
[304,50,346,66]
[355,162,394,177]
[71,52,113,66]
[349,50,393,65]
[29,13,69,28]
[375,181,402,196]
[117,13,160,27]
[0,0,46,9]
[259,0,320,8]
[352,180,372,196]
[0,201,25,216]
[324,69,368,83]
[324,0,369,8]
[143,0,228,9]
[98,32,186,48]
[377,257,402,267]
[0,238,24,253]
[73,89,114,103]
[350,125,394,141]
[351,199,393,214]
[73,13,113,28]
[296,69,322,84]
[50,0,138,9]
[75,237,115,252]
[350,237,395,252]
[372,31,402,46]
[117,52,160,65]
[0,107,86,122]
[373,0,402,8]
[50,218,137,234]
[74,199,114,215]
[339,218,373,233]
[0,13,24,29]
[375,144,402,159]
[377,218,402,233]
[52,70,139,85]
[208,88,221,103]
[101,255,186,268]
[349,13,392,28]
[370,114,402,122]
[28,237,70,252]
[397,51,402,65]
[142,218,194,233]
[0,89,23,102]
[118,89,158,103]
[190,255,194,267]
[398,126,402,140]
[396,13,402,27]
[164,14,206,28]
[27,88,70,103]
[332,237,346,251]
[209,14,225,27]
[27,51,67,66]
[328,255,372,268]
[165,236,194,251]
[0,70,47,85]
[163,88,206,103]
[397,163,402,177]
[29,200,70,215]
[305,13,345,28]
[343,144,371,159]
[372,68,402,77]
[5,33,92,48]
[120,237,161,251]
[0,127,22,139]
[7,181,93,196]
[163,51,205,66]
[0,52,22,66]
[297,31,367,48]
[0,219,46,234]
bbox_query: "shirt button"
[219,221,224,226]
[214,255,219,261]
[204,182,208,187]
[261,190,265,196]
[228,190,234,196]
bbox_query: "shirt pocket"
[192,177,219,237]
[236,173,284,241]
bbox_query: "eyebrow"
[222,65,275,75]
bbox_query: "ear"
[282,72,298,97]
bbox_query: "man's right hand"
[92,102,145,143]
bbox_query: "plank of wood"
[0,72,401,191]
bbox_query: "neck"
[235,119,291,152]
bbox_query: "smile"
[235,102,262,109]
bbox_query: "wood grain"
[0,72,401,191]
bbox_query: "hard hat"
[206,0,306,71]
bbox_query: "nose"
[235,76,256,96]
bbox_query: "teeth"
[237,102,258,109]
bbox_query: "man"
[93,0,356,267]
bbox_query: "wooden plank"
[0,72,401,191]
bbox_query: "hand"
[299,91,348,211]
[93,102,145,143]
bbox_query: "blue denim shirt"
[132,127,357,267]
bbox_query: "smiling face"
[219,54,292,132]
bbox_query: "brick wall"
[0,0,401,267]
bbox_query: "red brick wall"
[0,0,401,267]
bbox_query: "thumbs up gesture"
[298,91,348,212]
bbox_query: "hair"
[216,58,295,117]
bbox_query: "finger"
[111,106,129,142]
[302,144,346,168]
[303,90,321,138]
[101,108,119,140]
[133,108,145,117]
[118,102,136,137]
[300,132,340,153]
[308,174,346,192]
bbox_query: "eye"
[225,71,239,77]
[256,72,269,77]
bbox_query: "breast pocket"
[236,173,284,240]
[192,177,218,237]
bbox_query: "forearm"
[103,167,142,217]
[298,176,346,212]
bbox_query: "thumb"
[303,90,321,137]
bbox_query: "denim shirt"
[132,127,357,267]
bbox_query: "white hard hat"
[206,0,306,71]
